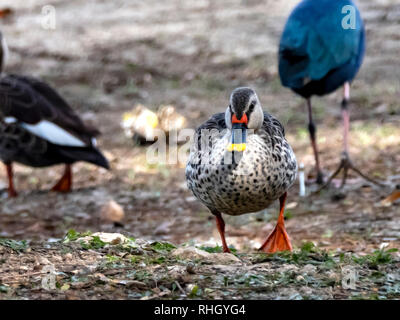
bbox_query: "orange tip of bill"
[227,143,246,152]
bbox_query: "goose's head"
[0,32,9,74]
[225,87,263,152]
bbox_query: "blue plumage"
[278,0,365,98]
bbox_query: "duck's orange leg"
[51,164,72,192]
[259,192,292,253]
[5,162,18,197]
[213,211,231,253]
[0,8,12,18]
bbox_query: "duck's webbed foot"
[259,222,292,253]
[51,164,72,193]
[259,192,292,253]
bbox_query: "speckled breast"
[186,132,297,216]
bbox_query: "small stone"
[115,280,146,289]
[77,232,128,245]
[301,264,317,275]
[171,247,241,264]
[60,284,70,291]
[186,263,195,274]
[296,275,304,282]
[64,253,73,261]
[100,200,125,223]
[38,257,51,265]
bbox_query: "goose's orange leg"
[5,162,17,197]
[259,192,292,253]
[51,164,72,192]
[213,211,231,253]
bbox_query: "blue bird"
[279,0,381,188]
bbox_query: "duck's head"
[0,31,9,74]
[225,87,263,152]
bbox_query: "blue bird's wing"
[279,0,365,93]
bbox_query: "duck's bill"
[227,123,247,152]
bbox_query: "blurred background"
[0,0,399,252]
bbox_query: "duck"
[278,0,381,189]
[0,31,109,197]
[186,87,297,253]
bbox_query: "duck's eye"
[248,103,255,113]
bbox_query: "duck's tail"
[56,145,110,169]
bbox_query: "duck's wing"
[278,0,365,90]
[196,112,226,132]
[259,112,287,149]
[262,112,284,135]
[194,112,226,150]
[261,112,297,173]
[0,74,98,147]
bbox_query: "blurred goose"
[186,87,297,253]
[279,0,381,188]
[0,32,109,197]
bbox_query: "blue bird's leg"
[339,83,384,188]
[306,98,324,184]
[342,82,350,154]
[339,83,351,187]
[314,83,385,193]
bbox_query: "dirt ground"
[0,0,399,300]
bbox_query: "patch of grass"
[353,248,398,268]
[150,241,176,253]
[0,238,28,252]
[188,284,200,298]
[106,255,121,263]
[198,245,237,254]
[300,241,317,253]
[128,270,152,282]
[130,256,143,264]
[370,271,386,279]
[255,241,335,266]
[236,274,268,287]
[284,210,294,220]
[80,236,106,250]
[0,284,9,293]
[351,293,386,300]
[272,271,298,286]
[150,256,166,264]
[63,229,92,243]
